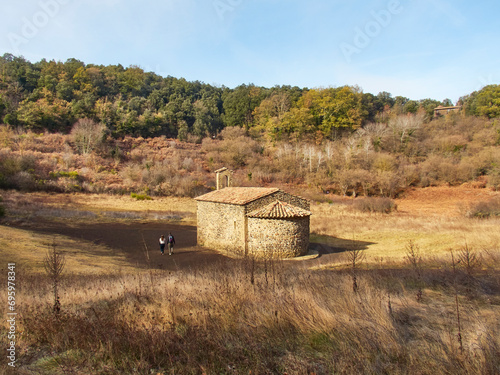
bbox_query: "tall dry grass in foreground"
[3,256,499,374]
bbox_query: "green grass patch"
[49,171,80,180]
[130,192,152,201]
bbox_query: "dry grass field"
[3,185,499,266]
[2,190,197,223]
[0,225,137,275]
[0,187,499,374]
[311,186,500,264]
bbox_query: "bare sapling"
[458,242,482,298]
[244,254,256,286]
[450,250,464,354]
[43,240,66,315]
[268,247,284,291]
[458,242,481,277]
[405,240,423,302]
[346,245,365,293]
[264,254,269,286]
[387,292,393,317]
[250,255,255,285]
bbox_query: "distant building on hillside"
[434,105,462,117]
[195,182,311,258]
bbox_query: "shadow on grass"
[9,219,231,272]
[310,233,375,259]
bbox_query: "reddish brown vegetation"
[1,113,499,200]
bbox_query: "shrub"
[203,130,262,169]
[219,126,247,140]
[49,171,80,180]
[488,168,500,191]
[418,155,461,187]
[181,157,194,171]
[353,197,397,214]
[465,197,500,218]
[131,192,152,201]
[12,171,36,191]
[372,153,397,172]
[374,170,402,197]
[0,195,5,218]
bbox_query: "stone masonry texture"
[196,188,310,258]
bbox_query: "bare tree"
[388,112,425,146]
[361,122,390,151]
[71,118,106,155]
[44,240,66,314]
[270,92,291,121]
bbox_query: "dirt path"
[22,220,231,271]
[12,219,336,272]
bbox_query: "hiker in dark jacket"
[167,232,176,255]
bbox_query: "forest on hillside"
[1,53,499,140]
[1,54,500,199]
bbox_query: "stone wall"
[247,216,310,258]
[197,201,246,255]
[197,190,310,258]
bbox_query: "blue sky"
[1,0,499,103]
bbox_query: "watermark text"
[213,0,244,21]
[6,263,17,368]
[340,0,403,63]
[8,0,72,54]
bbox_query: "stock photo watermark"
[213,0,244,21]
[7,0,72,55]
[340,0,404,63]
[6,263,17,368]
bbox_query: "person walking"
[167,232,175,255]
[159,235,166,255]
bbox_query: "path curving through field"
[23,220,231,271]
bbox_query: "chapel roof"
[247,200,311,219]
[194,187,280,205]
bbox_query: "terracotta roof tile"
[247,200,311,219]
[194,187,279,205]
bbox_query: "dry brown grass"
[311,186,500,263]
[0,225,137,275]
[2,259,498,374]
[0,190,197,224]
[1,188,499,373]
